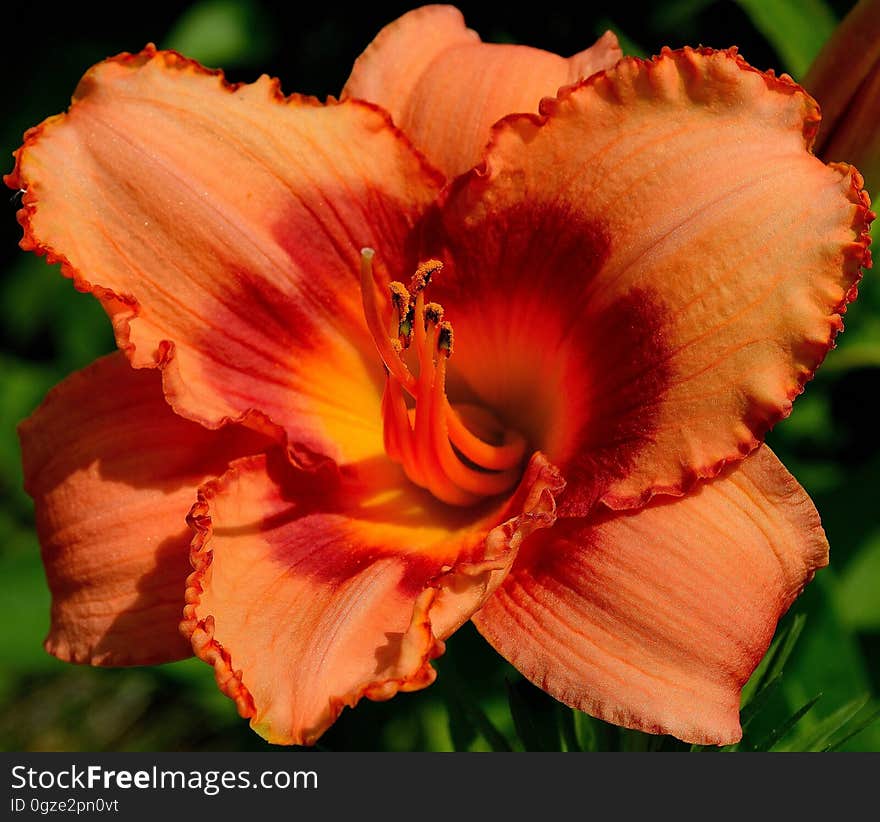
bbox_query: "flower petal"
[7,47,443,464]
[819,62,880,194]
[473,446,829,745]
[436,47,874,513]
[804,0,880,173]
[182,449,563,745]
[343,5,622,178]
[19,353,269,665]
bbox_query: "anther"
[390,281,413,342]
[389,281,410,312]
[398,304,415,343]
[410,260,443,294]
[424,302,445,327]
[437,321,454,355]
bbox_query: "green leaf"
[823,704,880,752]
[164,0,273,67]
[446,688,479,752]
[821,341,880,372]
[762,613,807,685]
[752,693,822,751]
[780,695,870,751]
[618,728,667,752]
[741,613,806,706]
[0,355,54,519]
[837,532,880,630]
[736,0,837,78]
[1,254,115,374]
[813,457,880,568]
[158,658,266,721]
[740,674,784,732]
[779,575,878,750]
[574,710,613,752]
[769,390,836,444]
[559,709,581,753]
[442,671,512,752]
[0,526,61,691]
[506,678,562,751]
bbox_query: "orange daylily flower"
[9,6,874,747]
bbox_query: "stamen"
[445,406,528,471]
[430,349,522,497]
[360,249,416,390]
[411,319,480,506]
[380,378,401,462]
[384,374,425,487]
[361,250,527,506]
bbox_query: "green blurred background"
[1,0,878,751]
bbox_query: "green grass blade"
[560,709,582,753]
[574,711,614,752]
[506,678,562,752]
[742,614,806,706]
[741,674,784,731]
[823,705,880,751]
[752,694,822,751]
[446,689,478,752]
[784,696,871,752]
[763,613,808,684]
[442,671,513,752]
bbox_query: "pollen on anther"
[410,260,443,293]
[389,281,410,311]
[438,321,454,355]
[399,305,415,342]
[425,302,445,325]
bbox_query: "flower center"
[360,248,527,506]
